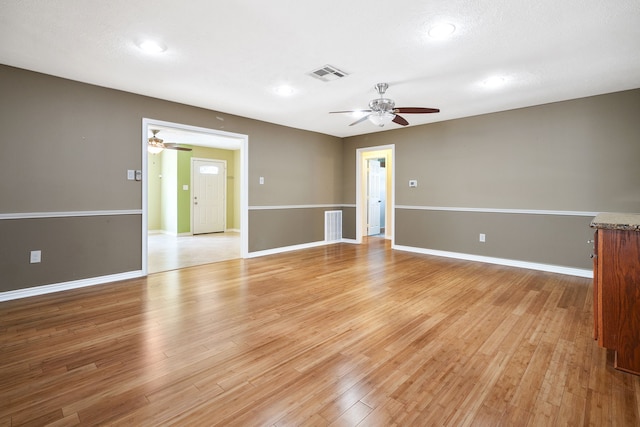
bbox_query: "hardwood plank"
[1,239,639,426]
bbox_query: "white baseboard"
[0,270,145,302]
[148,230,192,237]
[392,244,593,278]
[227,228,241,233]
[2,242,592,302]
[247,240,338,258]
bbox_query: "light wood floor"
[1,239,639,426]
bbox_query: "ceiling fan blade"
[164,144,192,151]
[395,107,440,114]
[330,110,372,114]
[392,114,409,126]
[349,114,372,126]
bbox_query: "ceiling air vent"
[308,65,349,82]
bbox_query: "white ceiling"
[2,0,640,139]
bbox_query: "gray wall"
[343,89,640,270]
[0,65,342,292]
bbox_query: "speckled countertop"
[591,212,640,231]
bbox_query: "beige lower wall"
[395,209,594,269]
[0,215,142,292]
[341,207,357,240]
[248,208,329,252]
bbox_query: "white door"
[192,159,225,234]
[367,159,382,236]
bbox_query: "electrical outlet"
[30,250,42,263]
[479,233,486,243]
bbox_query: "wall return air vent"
[308,65,349,82]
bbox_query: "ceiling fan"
[147,129,193,153]
[330,83,440,127]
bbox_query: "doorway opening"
[142,119,248,275]
[356,145,394,243]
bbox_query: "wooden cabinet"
[592,217,640,375]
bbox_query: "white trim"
[0,270,144,302]
[356,145,395,244]
[240,133,249,259]
[243,238,358,258]
[395,205,599,217]
[0,210,142,220]
[248,204,346,210]
[142,121,149,275]
[246,240,335,258]
[393,244,593,278]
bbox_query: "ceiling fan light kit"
[369,111,395,127]
[330,83,440,128]
[147,129,193,153]
[147,143,164,154]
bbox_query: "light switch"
[30,250,41,263]
[183,185,189,190]
[259,177,264,185]
[127,170,135,180]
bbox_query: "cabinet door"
[598,229,619,349]
[593,231,599,341]
[610,230,640,374]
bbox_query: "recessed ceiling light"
[274,85,295,96]
[482,75,508,88]
[428,23,456,38]
[137,40,167,53]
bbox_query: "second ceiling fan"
[331,83,440,127]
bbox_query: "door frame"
[191,157,227,235]
[366,158,383,236]
[356,144,395,243]
[142,118,248,275]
